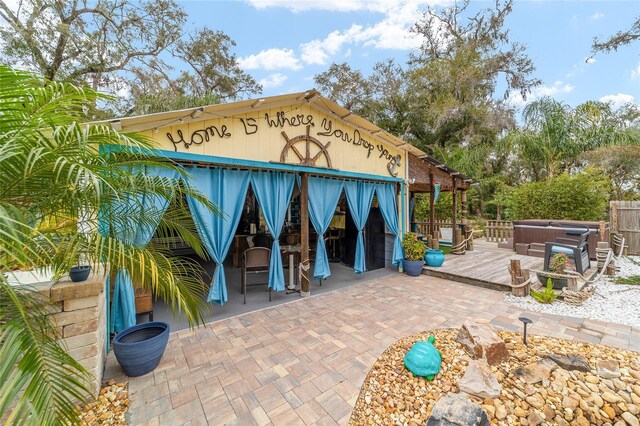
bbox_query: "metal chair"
[241,247,271,304]
[543,226,590,275]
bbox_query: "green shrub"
[402,232,427,261]
[505,170,608,220]
[530,278,559,303]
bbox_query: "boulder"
[544,353,591,372]
[597,360,621,379]
[427,393,490,426]
[456,322,508,365]
[458,360,502,399]
[513,361,553,384]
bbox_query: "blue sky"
[182,0,639,111]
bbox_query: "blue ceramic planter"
[69,265,91,282]
[425,249,445,267]
[113,321,170,377]
[403,259,424,277]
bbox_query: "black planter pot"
[113,321,170,377]
[403,259,425,277]
[69,265,91,282]
[536,273,568,290]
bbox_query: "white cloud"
[508,81,575,108]
[238,48,302,71]
[258,73,288,89]
[631,62,640,80]
[585,57,596,64]
[297,1,434,65]
[589,12,604,20]
[246,0,448,66]
[599,93,636,110]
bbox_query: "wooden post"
[429,172,435,238]
[452,178,458,247]
[599,220,606,242]
[461,190,467,248]
[300,172,310,297]
[509,259,530,297]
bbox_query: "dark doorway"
[343,205,386,271]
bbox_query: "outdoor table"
[280,244,301,290]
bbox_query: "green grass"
[614,275,640,285]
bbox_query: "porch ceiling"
[408,154,472,192]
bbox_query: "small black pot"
[403,259,425,277]
[69,265,91,282]
[113,321,170,377]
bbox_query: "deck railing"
[486,220,513,242]
[411,220,452,235]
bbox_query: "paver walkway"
[104,274,640,426]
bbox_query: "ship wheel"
[280,125,332,168]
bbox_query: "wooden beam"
[300,172,310,296]
[452,177,458,247]
[429,172,435,238]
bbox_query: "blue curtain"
[251,171,296,292]
[344,180,376,274]
[110,166,179,333]
[434,183,441,203]
[186,167,251,305]
[375,183,403,266]
[308,177,344,279]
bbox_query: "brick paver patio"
[104,274,640,425]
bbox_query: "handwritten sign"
[165,110,402,176]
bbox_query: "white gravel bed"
[505,255,640,328]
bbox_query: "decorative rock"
[575,415,590,426]
[597,360,621,379]
[602,405,616,420]
[602,391,621,404]
[525,395,544,409]
[514,362,552,384]
[458,360,502,399]
[527,412,543,426]
[456,322,508,365]
[495,404,507,420]
[544,353,591,372]
[426,393,490,426]
[586,375,600,384]
[592,393,605,408]
[562,396,579,410]
[621,412,640,426]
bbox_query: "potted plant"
[537,252,570,289]
[402,232,427,277]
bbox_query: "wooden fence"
[411,220,451,235]
[610,201,640,255]
[486,220,513,243]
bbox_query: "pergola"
[408,153,473,248]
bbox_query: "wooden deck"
[422,241,543,291]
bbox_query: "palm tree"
[0,66,215,425]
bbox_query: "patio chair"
[241,247,271,304]
[543,227,590,275]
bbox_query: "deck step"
[527,248,546,258]
[497,238,514,250]
[530,243,546,250]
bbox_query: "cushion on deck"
[550,246,575,256]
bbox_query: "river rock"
[426,393,490,426]
[527,412,543,426]
[458,360,502,399]
[456,322,508,365]
[597,360,621,379]
[514,362,552,384]
[621,412,640,426]
[544,353,591,372]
